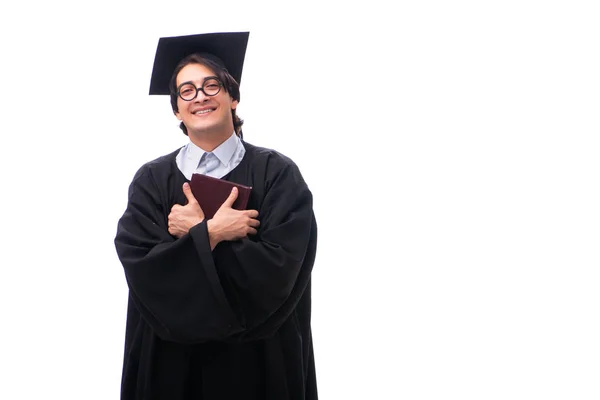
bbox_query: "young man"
[114,32,318,399]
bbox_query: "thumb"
[182,182,198,204]
[221,186,238,209]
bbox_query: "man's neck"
[188,130,232,152]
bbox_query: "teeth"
[194,109,213,115]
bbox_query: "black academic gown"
[114,141,318,400]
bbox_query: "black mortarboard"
[149,31,249,95]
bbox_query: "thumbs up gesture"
[168,182,206,238]
[207,187,260,248]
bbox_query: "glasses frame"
[176,76,223,101]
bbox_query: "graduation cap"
[149,31,249,95]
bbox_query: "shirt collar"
[186,132,239,167]
[212,132,239,167]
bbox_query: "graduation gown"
[114,141,318,400]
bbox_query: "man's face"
[175,63,238,136]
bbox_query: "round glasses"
[177,77,223,101]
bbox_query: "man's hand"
[207,187,260,248]
[168,182,205,238]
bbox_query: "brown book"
[189,173,252,219]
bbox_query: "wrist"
[206,219,222,248]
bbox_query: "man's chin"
[187,124,230,138]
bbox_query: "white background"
[0,1,599,399]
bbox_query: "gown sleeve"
[115,165,244,344]
[210,160,317,342]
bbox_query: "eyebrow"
[178,76,220,87]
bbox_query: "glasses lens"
[179,83,197,101]
[203,79,221,96]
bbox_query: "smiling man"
[114,32,318,400]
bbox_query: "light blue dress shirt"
[175,132,246,180]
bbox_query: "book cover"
[189,173,252,219]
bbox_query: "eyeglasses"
[176,77,223,101]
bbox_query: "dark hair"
[169,53,244,136]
